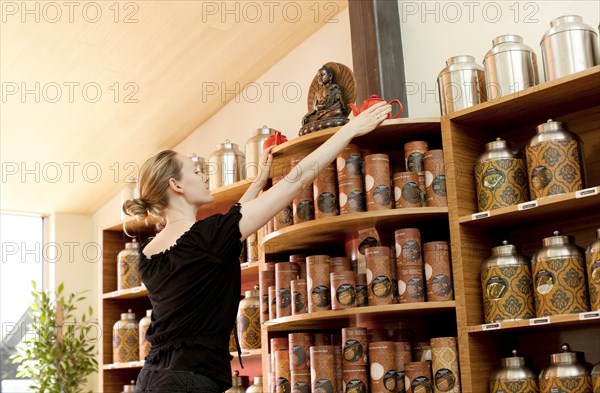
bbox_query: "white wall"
[398,0,600,118]
[174,8,353,158]
[47,213,98,392]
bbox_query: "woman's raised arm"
[238,101,391,240]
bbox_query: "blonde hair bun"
[123,198,149,221]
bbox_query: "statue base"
[299,117,349,136]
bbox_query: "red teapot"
[348,94,403,119]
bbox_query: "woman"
[125,102,391,392]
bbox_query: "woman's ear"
[168,178,183,193]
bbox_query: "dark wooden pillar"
[348,0,409,117]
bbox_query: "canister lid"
[121,309,136,320]
[446,55,475,65]
[231,370,242,386]
[491,240,517,256]
[486,138,508,151]
[542,231,571,247]
[439,55,484,77]
[253,376,263,384]
[501,350,526,367]
[536,119,565,134]
[244,285,259,298]
[122,380,136,393]
[493,34,524,46]
[146,309,152,317]
[484,35,533,61]
[125,238,139,249]
[252,125,275,136]
[216,140,239,150]
[543,15,597,41]
[550,344,577,364]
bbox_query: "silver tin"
[437,55,486,115]
[208,140,245,190]
[484,34,539,99]
[244,125,275,179]
[539,344,593,392]
[489,350,538,393]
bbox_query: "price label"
[471,211,490,220]
[529,317,550,326]
[579,311,600,320]
[108,364,117,370]
[112,290,120,297]
[482,322,501,331]
[128,361,138,368]
[240,262,249,269]
[518,200,538,211]
[131,287,141,293]
[576,187,598,198]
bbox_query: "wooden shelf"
[263,301,455,332]
[459,186,600,226]
[468,311,600,333]
[261,207,448,253]
[240,261,260,282]
[103,360,145,370]
[446,66,600,129]
[270,118,441,176]
[102,285,148,299]
[230,348,262,359]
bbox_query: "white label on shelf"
[131,287,141,293]
[579,311,600,320]
[240,262,249,269]
[576,187,598,198]
[518,200,538,211]
[129,361,138,368]
[472,211,490,220]
[529,317,550,326]
[112,291,120,297]
[108,364,116,369]
[482,322,501,331]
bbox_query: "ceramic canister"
[310,346,337,393]
[398,265,425,303]
[489,350,539,393]
[364,154,393,211]
[366,247,395,305]
[430,337,461,393]
[138,309,152,361]
[395,228,423,266]
[237,285,261,350]
[474,138,529,212]
[314,162,339,219]
[291,370,311,393]
[275,349,291,393]
[394,172,422,208]
[291,155,315,224]
[526,120,585,199]
[532,231,589,317]
[291,279,308,315]
[356,274,368,307]
[405,361,432,393]
[307,255,332,312]
[424,150,447,207]
[539,344,592,393]
[331,271,357,310]
[276,262,298,318]
[273,176,293,231]
[117,238,141,290]
[342,327,368,367]
[405,141,429,173]
[369,341,397,393]
[481,241,535,323]
[423,242,454,302]
[289,333,313,371]
[113,309,139,363]
[259,269,275,323]
[343,366,368,393]
[585,228,600,310]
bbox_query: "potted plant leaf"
[11,281,98,393]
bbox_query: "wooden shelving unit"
[98,179,259,393]
[443,65,600,392]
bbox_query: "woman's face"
[175,155,213,206]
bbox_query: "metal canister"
[437,55,486,115]
[208,140,245,190]
[526,120,585,199]
[244,125,275,179]
[540,344,592,393]
[117,238,141,290]
[120,380,136,393]
[225,370,247,393]
[585,228,600,310]
[483,34,539,99]
[489,350,539,393]
[245,376,263,393]
[112,309,139,363]
[237,285,260,350]
[532,231,589,317]
[481,241,535,323]
[474,138,529,211]
[540,15,600,81]
[138,309,152,361]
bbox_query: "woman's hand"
[253,145,274,189]
[345,101,392,138]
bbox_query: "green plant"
[11,281,98,393]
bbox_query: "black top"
[138,203,243,390]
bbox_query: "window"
[0,213,44,392]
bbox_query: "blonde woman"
[124,102,391,392]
